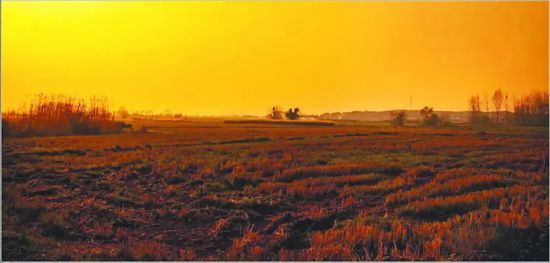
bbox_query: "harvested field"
[2,121,548,260]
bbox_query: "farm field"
[2,120,548,261]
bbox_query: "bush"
[391,111,407,127]
[285,108,301,120]
[116,107,130,119]
[423,114,440,126]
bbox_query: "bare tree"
[483,94,490,113]
[268,106,284,120]
[492,89,503,123]
[513,90,549,126]
[504,93,509,123]
[468,94,481,123]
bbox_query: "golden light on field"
[1,1,548,115]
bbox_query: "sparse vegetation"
[2,94,127,138]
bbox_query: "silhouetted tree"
[468,95,481,123]
[420,106,433,121]
[504,93,510,123]
[285,108,301,120]
[420,106,440,126]
[513,90,549,126]
[268,106,284,119]
[492,89,503,123]
[391,111,406,127]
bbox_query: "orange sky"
[2,1,548,115]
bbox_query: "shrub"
[391,111,407,127]
[285,108,301,120]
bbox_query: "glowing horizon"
[2,1,548,116]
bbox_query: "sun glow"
[2,1,548,115]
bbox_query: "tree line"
[389,89,548,128]
[468,89,548,126]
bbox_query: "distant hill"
[317,110,471,123]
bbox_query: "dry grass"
[2,121,548,260]
[2,94,125,138]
